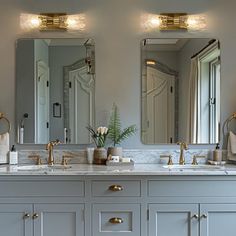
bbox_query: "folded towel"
[227,131,236,161]
[0,132,9,164]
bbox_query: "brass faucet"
[46,140,61,165]
[177,142,188,165]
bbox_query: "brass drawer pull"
[23,213,30,219]
[201,214,207,219]
[32,213,39,219]
[108,185,124,192]
[109,217,123,224]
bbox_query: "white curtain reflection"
[187,57,200,143]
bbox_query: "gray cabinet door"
[200,204,236,236]
[34,204,84,236]
[92,203,141,236]
[0,204,32,236]
[149,204,199,236]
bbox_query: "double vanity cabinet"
[0,167,236,236]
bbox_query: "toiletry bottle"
[9,145,18,165]
[213,143,222,162]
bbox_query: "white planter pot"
[107,147,123,157]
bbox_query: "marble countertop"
[0,163,236,176]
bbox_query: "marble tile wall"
[18,148,214,165]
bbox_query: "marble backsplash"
[18,148,215,165]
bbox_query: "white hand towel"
[227,131,236,161]
[0,132,9,164]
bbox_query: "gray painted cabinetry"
[0,176,236,236]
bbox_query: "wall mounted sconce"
[142,13,206,31]
[146,60,156,65]
[20,13,86,31]
[39,13,68,31]
[84,39,95,74]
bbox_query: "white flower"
[97,127,102,134]
[103,127,108,134]
[97,126,108,135]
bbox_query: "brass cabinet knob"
[201,214,207,219]
[192,214,199,219]
[32,213,39,219]
[109,217,123,224]
[23,213,30,219]
[108,185,124,192]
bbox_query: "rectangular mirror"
[16,38,95,144]
[141,38,221,144]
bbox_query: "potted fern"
[108,103,137,157]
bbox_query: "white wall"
[145,51,178,71]
[0,0,235,149]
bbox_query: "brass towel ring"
[0,113,11,135]
[222,112,236,136]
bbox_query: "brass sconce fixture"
[159,13,188,31]
[142,13,206,31]
[20,13,86,31]
[146,60,156,65]
[39,13,68,31]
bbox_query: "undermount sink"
[16,165,72,171]
[162,164,224,170]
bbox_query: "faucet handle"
[46,140,62,150]
[28,155,42,165]
[177,141,188,150]
[61,155,74,166]
[191,155,207,165]
[160,155,173,165]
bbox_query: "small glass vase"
[93,147,107,165]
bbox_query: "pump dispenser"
[9,145,18,165]
[213,143,222,162]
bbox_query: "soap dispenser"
[9,145,18,165]
[213,143,222,162]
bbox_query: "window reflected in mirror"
[141,38,220,144]
[16,38,95,144]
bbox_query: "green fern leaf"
[108,103,137,146]
[108,103,122,146]
[116,125,137,145]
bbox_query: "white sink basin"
[16,165,72,171]
[162,164,224,170]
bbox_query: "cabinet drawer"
[92,204,140,236]
[148,180,236,197]
[92,181,141,197]
[0,181,84,197]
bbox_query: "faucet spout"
[177,142,188,165]
[46,140,61,165]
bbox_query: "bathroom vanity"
[0,164,236,236]
[11,35,227,236]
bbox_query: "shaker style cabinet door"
[0,204,32,236]
[92,204,141,236]
[200,204,236,236]
[148,204,199,236]
[33,204,84,236]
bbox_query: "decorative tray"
[106,160,134,167]
[208,160,226,166]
